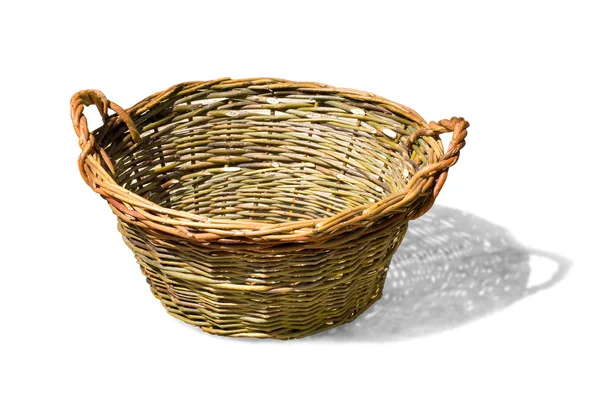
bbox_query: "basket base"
[142,263,389,340]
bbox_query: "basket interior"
[102,85,426,224]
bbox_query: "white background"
[1,1,598,407]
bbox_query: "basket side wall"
[118,217,408,339]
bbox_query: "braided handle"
[410,117,469,219]
[70,89,140,184]
[428,117,469,197]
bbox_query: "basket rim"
[72,78,468,241]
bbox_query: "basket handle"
[409,117,469,219]
[70,89,140,183]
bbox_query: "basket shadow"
[308,205,571,342]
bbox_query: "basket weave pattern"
[70,78,468,339]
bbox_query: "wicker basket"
[70,78,469,339]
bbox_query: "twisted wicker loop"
[70,90,140,184]
[410,117,469,218]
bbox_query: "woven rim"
[70,78,469,243]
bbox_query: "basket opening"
[104,86,424,224]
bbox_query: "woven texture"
[70,78,469,339]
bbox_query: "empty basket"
[70,77,469,339]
